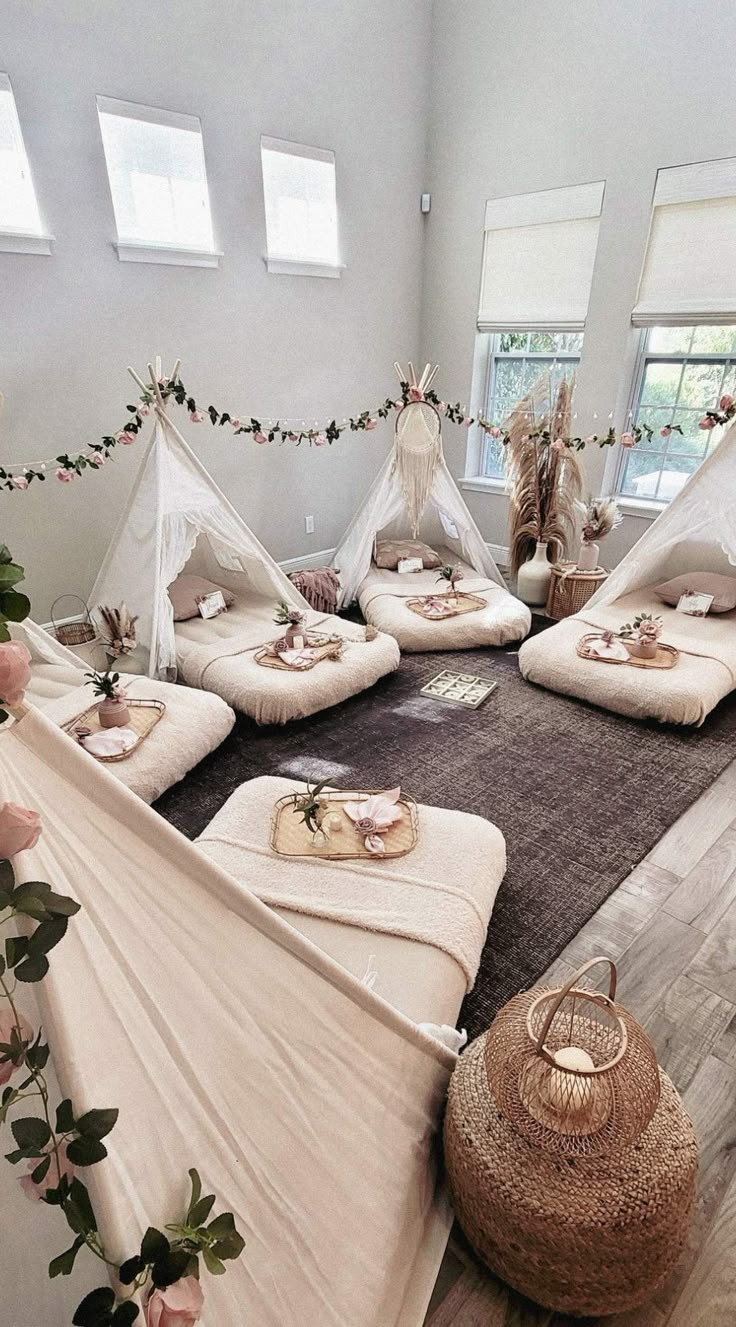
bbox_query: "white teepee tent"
[588,418,736,609]
[334,364,505,606]
[90,363,307,681]
[0,704,455,1326]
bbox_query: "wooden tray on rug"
[255,637,344,671]
[270,789,418,859]
[405,591,487,620]
[577,634,679,670]
[62,698,165,761]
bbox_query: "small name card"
[676,591,713,617]
[397,557,424,574]
[197,590,228,619]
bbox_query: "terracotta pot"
[625,638,658,660]
[517,541,552,608]
[98,696,130,728]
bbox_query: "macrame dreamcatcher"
[392,362,443,536]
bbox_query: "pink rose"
[139,404,150,416]
[20,1139,74,1202]
[189,411,204,424]
[660,425,672,437]
[145,1277,204,1327]
[0,641,32,705]
[464,416,473,428]
[720,394,734,412]
[288,431,298,441]
[489,426,502,439]
[365,418,378,430]
[230,418,241,429]
[394,401,402,410]
[117,432,136,445]
[253,431,267,444]
[0,802,42,857]
[699,415,717,430]
[620,432,635,448]
[12,476,28,490]
[408,386,423,402]
[437,401,446,412]
[551,438,565,453]
[55,468,74,483]
[314,433,327,446]
[0,1006,34,1086]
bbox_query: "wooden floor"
[425,757,736,1327]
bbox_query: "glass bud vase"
[517,540,552,608]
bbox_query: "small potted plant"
[84,669,131,727]
[575,497,622,572]
[618,612,663,659]
[436,564,464,602]
[274,602,307,649]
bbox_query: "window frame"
[0,72,52,255]
[260,135,342,279]
[615,325,736,504]
[96,95,221,268]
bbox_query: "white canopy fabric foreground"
[89,404,307,680]
[0,707,455,1326]
[333,399,505,606]
[588,417,736,608]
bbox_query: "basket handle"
[50,596,93,633]
[534,956,617,1058]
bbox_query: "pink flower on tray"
[12,475,29,490]
[344,788,403,853]
[0,641,32,706]
[620,432,635,448]
[145,1277,204,1327]
[20,1139,74,1201]
[117,431,136,445]
[699,415,717,430]
[0,801,42,857]
[55,467,74,483]
[0,1006,34,1086]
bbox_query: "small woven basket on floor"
[51,595,96,646]
[444,958,698,1317]
[546,563,608,619]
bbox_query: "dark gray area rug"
[154,643,736,1041]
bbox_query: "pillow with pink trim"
[168,574,235,621]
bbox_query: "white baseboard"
[487,542,510,566]
[279,548,336,573]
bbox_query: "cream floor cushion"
[175,593,400,724]
[26,663,235,802]
[518,591,736,726]
[358,548,531,651]
[197,775,506,1026]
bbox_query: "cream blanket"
[175,596,400,723]
[358,552,530,651]
[197,775,506,989]
[519,590,736,726]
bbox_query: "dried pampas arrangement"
[506,377,582,575]
[97,602,139,658]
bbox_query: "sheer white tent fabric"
[10,616,87,670]
[589,420,736,609]
[0,707,455,1326]
[90,408,307,680]
[334,401,504,607]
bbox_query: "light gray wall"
[1,0,431,620]
[421,0,736,565]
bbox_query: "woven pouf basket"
[444,1032,698,1317]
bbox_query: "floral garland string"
[3,373,734,495]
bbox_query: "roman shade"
[477,181,605,333]
[633,157,736,326]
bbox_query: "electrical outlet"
[305,515,315,534]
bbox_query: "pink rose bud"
[314,433,327,446]
[145,1277,204,1327]
[189,411,204,424]
[0,641,32,706]
[365,419,378,430]
[464,416,473,428]
[117,431,136,446]
[620,432,635,448]
[288,432,298,441]
[437,401,446,412]
[0,801,42,857]
[660,425,672,437]
[720,394,734,411]
[55,467,74,483]
[139,404,150,416]
[20,1139,74,1202]
[0,1007,34,1086]
[231,418,241,428]
[551,438,565,453]
[394,400,402,410]
[489,426,502,438]
[699,415,717,430]
[12,476,29,490]
[253,431,267,444]
[408,386,423,402]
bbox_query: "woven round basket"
[444,971,698,1317]
[51,595,96,646]
[546,563,608,619]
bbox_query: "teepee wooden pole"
[408,362,417,388]
[424,365,439,393]
[170,359,181,385]
[127,367,148,395]
[147,363,166,410]
[393,362,405,385]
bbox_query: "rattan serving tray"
[62,698,165,761]
[270,789,419,860]
[255,633,344,671]
[405,590,487,620]
[577,634,679,670]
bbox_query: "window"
[0,73,49,253]
[97,96,218,265]
[478,331,583,478]
[618,324,736,501]
[260,136,340,277]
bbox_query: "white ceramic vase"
[576,540,599,572]
[517,540,552,608]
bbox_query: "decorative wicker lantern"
[444,957,698,1317]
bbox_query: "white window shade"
[0,73,45,240]
[478,181,605,333]
[633,158,736,326]
[97,96,217,262]
[261,136,340,276]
